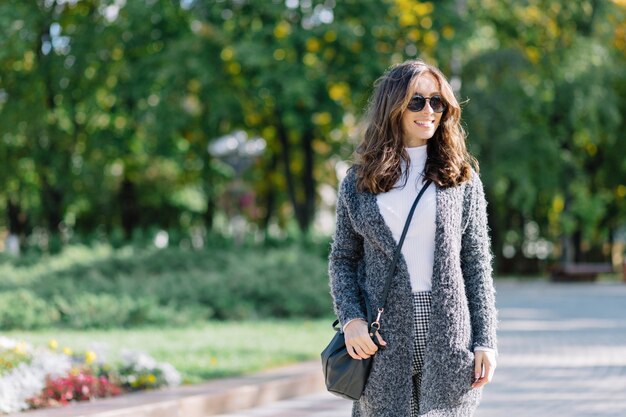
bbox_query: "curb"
[11,361,325,417]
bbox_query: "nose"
[422,99,435,113]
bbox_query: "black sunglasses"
[407,94,447,113]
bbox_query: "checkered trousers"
[410,291,432,417]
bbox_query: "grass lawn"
[5,318,334,384]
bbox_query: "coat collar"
[355,188,399,259]
[352,182,463,259]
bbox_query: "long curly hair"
[355,59,477,193]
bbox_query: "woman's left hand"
[471,350,497,389]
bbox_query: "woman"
[328,59,498,417]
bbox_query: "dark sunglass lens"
[408,95,426,112]
[430,96,445,112]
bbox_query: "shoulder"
[338,165,359,198]
[461,170,487,232]
[443,169,483,198]
[463,169,485,200]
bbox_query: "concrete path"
[217,281,626,417]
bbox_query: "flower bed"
[0,337,181,414]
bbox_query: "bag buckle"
[369,308,384,335]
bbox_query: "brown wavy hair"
[355,59,477,193]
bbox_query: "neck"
[403,138,428,147]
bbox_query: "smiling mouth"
[414,120,434,127]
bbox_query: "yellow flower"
[414,1,434,16]
[227,62,241,75]
[23,51,34,72]
[148,374,157,383]
[328,82,350,102]
[274,21,291,39]
[306,38,321,52]
[552,195,564,213]
[423,31,438,47]
[85,351,97,365]
[442,26,455,40]
[312,112,332,126]
[398,12,417,27]
[408,29,421,41]
[420,16,433,29]
[303,52,318,67]
[324,30,337,42]
[245,113,261,126]
[48,339,58,350]
[63,347,73,356]
[273,48,286,61]
[14,342,28,355]
[220,47,234,61]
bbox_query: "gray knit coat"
[328,166,498,417]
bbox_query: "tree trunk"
[573,229,583,263]
[203,161,215,232]
[276,110,308,233]
[120,178,140,239]
[40,175,64,233]
[7,197,28,236]
[204,195,215,232]
[261,153,278,234]
[301,128,315,235]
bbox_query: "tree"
[462,0,626,271]
[189,0,453,235]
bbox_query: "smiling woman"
[328,60,498,416]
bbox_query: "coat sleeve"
[460,172,498,352]
[328,175,366,329]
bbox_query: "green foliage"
[0,241,331,329]
[53,293,192,329]
[0,0,625,273]
[0,290,59,330]
[461,0,626,268]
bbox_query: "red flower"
[28,368,123,409]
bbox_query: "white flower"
[119,349,181,387]
[0,345,71,413]
[87,342,110,365]
[0,337,23,351]
[120,349,157,371]
[32,350,72,380]
[158,363,181,387]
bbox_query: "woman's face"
[401,73,443,147]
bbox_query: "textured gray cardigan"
[328,166,498,417]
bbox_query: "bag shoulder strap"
[370,179,432,334]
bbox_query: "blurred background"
[0,0,625,328]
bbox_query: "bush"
[0,238,334,329]
[0,290,60,330]
[54,294,137,329]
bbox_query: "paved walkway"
[217,281,626,417]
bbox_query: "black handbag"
[321,179,432,401]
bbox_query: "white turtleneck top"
[376,145,436,292]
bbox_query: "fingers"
[374,331,387,348]
[344,320,381,360]
[349,342,376,360]
[471,351,497,389]
[346,333,379,360]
